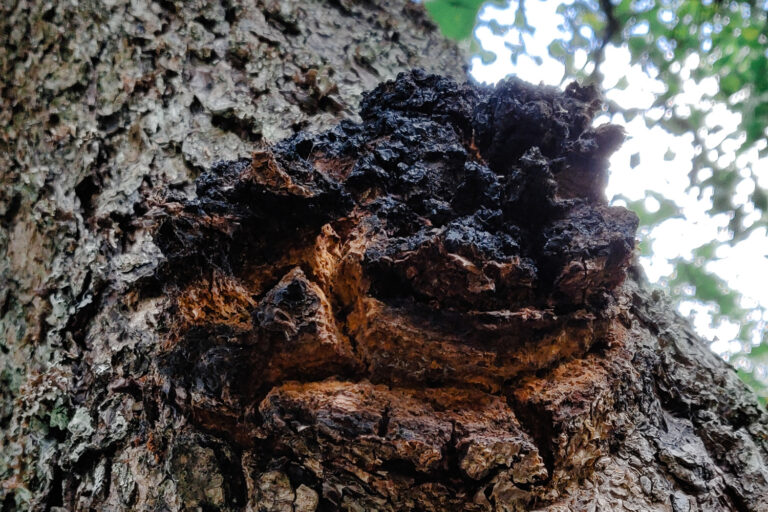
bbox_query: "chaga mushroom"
[154,69,638,509]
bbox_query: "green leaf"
[548,40,567,59]
[742,26,760,43]
[628,36,647,57]
[424,0,487,40]
[747,342,768,361]
[488,19,510,36]
[692,241,719,262]
[752,188,768,212]
[720,74,742,96]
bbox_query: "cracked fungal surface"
[148,71,768,511]
[152,70,646,509]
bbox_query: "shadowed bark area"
[1,2,767,512]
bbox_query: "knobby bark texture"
[0,0,462,509]
[1,3,767,512]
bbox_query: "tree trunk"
[1,2,766,512]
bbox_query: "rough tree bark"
[0,1,766,511]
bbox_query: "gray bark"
[0,1,462,509]
[1,1,767,512]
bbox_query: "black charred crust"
[472,79,600,166]
[155,69,637,311]
[359,68,479,139]
[154,70,638,403]
[155,153,353,276]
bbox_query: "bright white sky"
[470,0,768,380]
